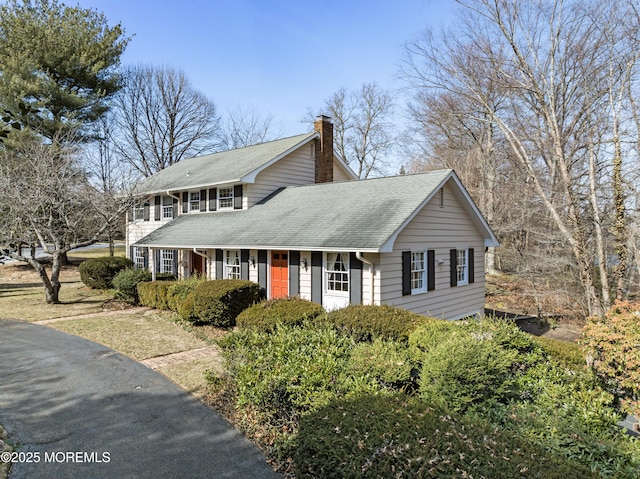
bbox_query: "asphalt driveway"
[0,319,280,479]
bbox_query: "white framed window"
[326,252,349,293]
[411,251,427,294]
[225,250,240,279]
[189,192,200,211]
[456,249,468,285]
[160,250,174,274]
[218,187,233,209]
[133,247,146,270]
[162,196,174,219]
[133,202,145,221]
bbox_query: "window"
[218,187,233,209]
[133,247,146,270]
[326,252,349,293]
[160,250,174,274]
[162,197,174,219]
[456,249,468,285]
[133,202,145,221]
[189,192,200,211]
[411,251,426,294]
[225,250,240,279]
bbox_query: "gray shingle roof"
[133,133,317,195]
[134,169,496,252]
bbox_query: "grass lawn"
[49,309,208,360]
[0,275,113,322]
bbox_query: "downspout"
[356,252,375,305]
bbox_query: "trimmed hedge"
[112,268,152,304]
[293,394,599,479]
[137,281,173,310]
[188,279,260,326]
[166,276,206,313]
[79,256,133,289]
[236,297,325,332]
[321,304,432,342]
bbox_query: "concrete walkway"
[0,319,280,479]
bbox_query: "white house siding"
[299,251,312,301]
[379,183,486,320]
[127,220,166,253]
[249,249,259,283]
[333,161,355,182]
[246,144,316,207]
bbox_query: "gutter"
[356,252,375,305]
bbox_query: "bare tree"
[0,134,132,303]
[112,65,221,177]
[402,0,640,316]
[219,106,283,150]
[309,82,396,178]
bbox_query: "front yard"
[1,256,639,478]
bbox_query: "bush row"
[137,278,259,327]
[293,394,599,479]
[212,310,640,478]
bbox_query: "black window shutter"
[311,251,323,304]
[289,251,300,297]
[143,201,150,221]
[240,249,249,280]
[468,248,475,284]
[172,198,178,218]
[257,250,267,298]
[350,252,363,305]
[143,248,149,269]
[427,250,436,291]
[172,250,179,275]
[402,251,411,296]
[450,249,458,287]
[234,185,243,209]
[155,250,161,273]
[200,189,207,211]
[154,196,161,221]
[209,188,217,211]
[129,246,134,263]
[215,249,223,279]
[182,192,189,213]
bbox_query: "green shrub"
[79,256,133,289]
[582,301,640,416]
[322,304,432,342]
[533,335,586,369]
[292,394,599,479]
[419,334,521,412]
[112,268,152,304]
[217,324,379,427]
[166,275,206,312]
[236,297,325,332]
[136,280,173,309]
[348,338,416,391]
[189,279,259,326]
[408,319,459,358]
[497,363,639,478]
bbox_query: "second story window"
[190,192,200,212]
[219,187,233,209]
[162,197,174,218]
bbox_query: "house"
[127,116,499,320]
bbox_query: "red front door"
[270,251,289,298]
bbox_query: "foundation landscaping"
[1,253,639,479]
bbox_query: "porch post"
[150,247,157,281]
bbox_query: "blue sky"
[76,0,454,135]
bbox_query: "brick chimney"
[314,115,334,183]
